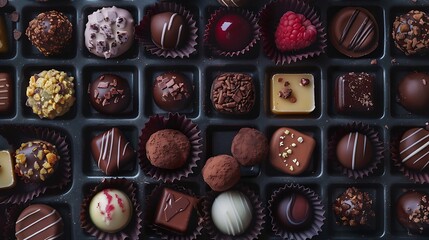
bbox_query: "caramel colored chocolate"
[271,74,315,115]
[0,150,15,190]
[0,14,8,53]
[0,72,12,114]
[154,188,198,234]
[269,127,315,175]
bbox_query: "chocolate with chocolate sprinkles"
[210,73,255,114]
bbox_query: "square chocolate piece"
[0,150,16,189]
[270,74,315,114]
[0,72,12,113]
[154,188,198,234]
[335,72,375,114]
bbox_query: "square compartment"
[326,5,385,59]
[21,6,77,59]
[205,125,262,177]
[204,65,260,119]
[328,184,384,238]
[81,5,139,60]
[144,65,199,118]
[82,125,139,177]
[0,7,17,59]
[327,65,384,119]
[0,65,16,118]
[265,66,322,119]
[82,65,139,119]
[21,65,77,120]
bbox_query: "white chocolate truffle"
[211,190,253,236]
[84,6,134,59]
[89,189,132,233]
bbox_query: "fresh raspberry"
[275,11,317,52]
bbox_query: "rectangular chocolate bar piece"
[0,150,16,189]
[0,72,12,113]
[335,72,375,114]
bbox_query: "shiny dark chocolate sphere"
[153,72,193,112]
[150,12,186,49]
[276,193,312,230]
[396,191,429,234]
[398,72,429,114]
[336,132,373,170]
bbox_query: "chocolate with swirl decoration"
[400,128,429,172]
[150,12,185,49]
[90,127,135,175]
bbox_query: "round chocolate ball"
[89,189,133,233]
[276,193,312,231]
[333,187,375,227]
[202,154,240,192]
[25,10,73,56]
[153,72,193,112]
[14,140,60,182]
[217,0,249,7]
[231,128,268,166]
[399,128,429,172]
[211,190,253,236]
[150,12,186,49]
[145,129,190,169]
[214,14,252,52]
[393,10,429,56]
[336,132,373,170]
[88,74,131,115]
[398,72,429,114]
[396,191,429,234]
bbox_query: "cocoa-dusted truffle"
[398,72,429,114]
[210,73,255,114]
[231,128,268,166]
[396,191,429,234]
[88,74,131,115]
[393,10,429,56]
[145,129,190,169]
[333,187,375,227]
[150,12,186,50]
[25,10,73,56]
[153,72,193,112]
[202,155,240,192]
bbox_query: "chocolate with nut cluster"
[392,10,429,56]
[210,73,255,114]
[396,191,429,234]
[333,187,375,227]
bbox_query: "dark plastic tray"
[1,0,429,239]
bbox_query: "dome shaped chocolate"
[396,191,429,234]
[398,72,429,114]
[150,12,186,50]
[336,132,373,170]
[399,128,429,172]
[153,72,193,112]
[276,193,312,231]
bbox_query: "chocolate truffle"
[0,150,15,190]
[14,140,60,182]
[85,6,135,59]
[214,14,252,52]
[202,155,240,192]
[217,0,248,7]
[398,72,429,114]
[15,204,64,240]
[151,12,185,50]
[0,72,12,114]
[0,14,8,53]
[89,189,133,233]
[393,10,429,56]
[399,128,429,172]
[90,128,135,175]
[154,188,198,234]
[396,191,429,234]
[25,10,73,56]
[276,193,312,231]
[270,73,315,115]
[211,191,252,236]
[153,72,193,112]
[231,128,268,166]
[269,127,316,175]
[335,72,375,114]
[88,74,131,115]
[211,73,255,114]
[145,129,190,169]
[333,187,375,227]
[26,69,75,119]
[336,132,373,170]
[330,7,378,58]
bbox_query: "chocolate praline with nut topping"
[25,10,73,56]
[88,74,131,115]
[153,72,193,112]
[396,191,429,234]
[210,73,255,114]
[398,72,429,114]
[14,140,60,182]
[393,10,429,56]
[333,187,375,227]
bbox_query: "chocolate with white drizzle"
[400,128,429,172]
[150,12,185,49]
[336,132,373,170]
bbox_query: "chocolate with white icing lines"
[90,127,135,175]
[15,204,64,240]
[0,72,12,113]
[150,12,185,50]
[336,132,373,170]
[400,127,429,171]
